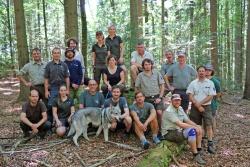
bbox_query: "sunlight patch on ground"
[5,106,22,113]
[234,114,245,118]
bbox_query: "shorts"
[189,105,213,126]
[162,128,194,143]
[145,95,164,111]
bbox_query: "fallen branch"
[73,152,86,167]
[1,139,69,155]
[106,141,142,151]
[115,150,147,160]
[172,154,187,167]
[88,153,116,167]
[11,134,36,152]
[15,157,52,167]
[221,100,238,105]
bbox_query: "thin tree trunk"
[80,0,88,75]
[243,0,250,99]
[225,1,231,89]
[137,0,143,39]
[37,0,41,48]
[64,0,78,40]
[6,0,14,68]
[13,0,29,101]
[130,0,138,54]
[42,0,48,59]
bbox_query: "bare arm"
[120,43,124,58]
[18,75,31,87]
[65,77,70,93]
[36,112,48,128]
[68,106,75,123]
[117,71,125,85]
[92,52,96,66]
[44,78,49,98]
[20,112,34,128]
[52,107,61,127]
[121,108,130,119]
[144,108,156,126]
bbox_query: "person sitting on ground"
[161,94,206,165]
[130,91,161,149]
[130,42,154,90]
[52,85,75,137]
[79,79,104,109]
[92,31,111,88]
[64,48,83,105]
[20,89,51,139]
[104,85,132,136]
[101,55,125,98]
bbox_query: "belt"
[34,84,44,87]
[145,94,159,99]
[174,89,187,91]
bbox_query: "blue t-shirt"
[104,97,128,114]
[79,91,104,108]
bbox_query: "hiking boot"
[194,154,206,165]
[207,144,216,154]
[153,136,161,145]
[142,140,150,149]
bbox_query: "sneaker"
[194,154,206,165]
[153,136,161,145]
[207,145,215,154]
[142,140,150,149]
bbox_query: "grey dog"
[67,106,121,146]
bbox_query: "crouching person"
[52,85,75,137]
[130,91,160,149]
[161,94,205,165]
[20,89,51,139]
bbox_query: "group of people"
[17,24,221,165]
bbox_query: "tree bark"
[243,0,250,99]
[210,0,218,75]
[13,0,29,101]
[225,1,231,88]
[80,0,88,75]
[6,0,14,68]
[130,0,139,53]
[64,0,78,40]
[42,0,49,59]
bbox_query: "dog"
[67,106,121,146]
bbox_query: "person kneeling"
[161,94,205,165]
[52,85,75,137]
[20,89,51,139]
[130,91,160,149]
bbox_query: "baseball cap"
[65,48,75,56]
[177,51,186,57]
[171,94,182,100]
[205,64,214,71]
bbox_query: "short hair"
[66,37,78,47]
[196,65,206,71]
[52,47,61,54]
[134,91,145,99]
[106,55,116,64]
[142,58,153,69]
[137,42,144,46]
[164,49,173,55]
[31,48,41,53]
[29,89,39,96]
[112,85,121,92]
[88,79,97,85]
[108,24,116,30]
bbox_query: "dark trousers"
[20,121,51,137]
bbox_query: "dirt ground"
[0,76,250,167]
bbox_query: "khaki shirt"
[161,104,189,136]
[135,70,164,97]
[18,61,47,85]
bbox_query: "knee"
[130,65,137,72]
[124,116,132,125]
[110,122,117,130]
[187,128,197,142]
[56,126,66,137]
[44,121,52,130]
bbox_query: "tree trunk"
[37,0,41,49]
[6,0,14,68]
[161,0,168,61]
[210,0,218,75]
[80,0,88,75]
[234,0,244,89]
[64,0,78,40]
[13,0,29,101]
[244,0,250,99]
[225,1,231,89]
[130,0,138,53]
[137,0,143,39]
[42,0,49,59]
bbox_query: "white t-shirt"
[131,50,154,65]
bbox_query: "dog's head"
[109,105,122,121]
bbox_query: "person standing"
[92,31,111,86]
[18,48,47,103]
[187,66,216,154]
[165,51,197,112]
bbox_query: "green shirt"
[130,102,155,123]
[79,90,104,108]
[52,97,74,119]
[210,77,221,111]
[105,35,123,60]
[18,61,47,85]
[161,104,189,136]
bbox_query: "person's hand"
[45,90,50,99]
[31,124,39,134]
[68,116,72,124]
[72,84,79,90]
[143,122,148,131]
[56,120,62,127]
[66,89,70,95]
[118,57,124,64]
[155,98,162,104]
[138,122,145,131]
[25,82,32,87]
[197,106,205,112]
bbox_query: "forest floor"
[0,76,250,167]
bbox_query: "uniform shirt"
[166,63,197,89]
[79,91,104,108]
[130,102,154,123]
[44,60,70,87]
[21,101,47,123]
[103,66,123,86]
[92,43,110,67]
[135,69,165,97]
[105,35,123,60]
[160,61,176,77]
[210,77,221,111]
[18,61,47,85]
[161,104,189,136]
[64,59,83,86]
[104,97,128,114]
[131,50,154,65]
[52,97,74,119]
[186,78,216,105]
